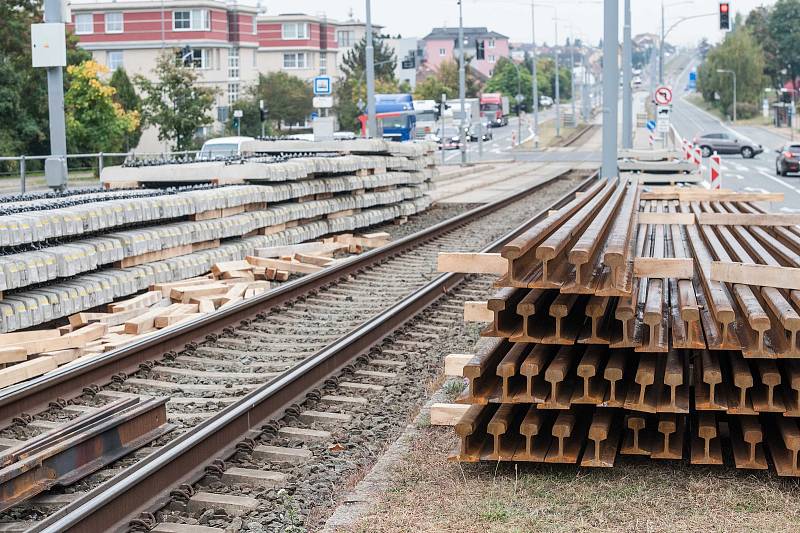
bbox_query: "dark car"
[435,127,463,150]
[692,132,763,159]
[776,144,800,176]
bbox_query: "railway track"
[0,169,594,532]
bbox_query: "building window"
[336,30,354,46]
[107,51,123,71]
[75,13,93,34]
[105,12,123,33]
[282,22,308,40]
[439,48,446,56]
[488,38,496,48]
[228,83,240,105]
[283,52,308,69]
[488,54,496,63]
[228,47,239,79]
[320,52,327,74]
[178,48,209,69]
[173,9,210,31]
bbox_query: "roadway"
[668,58,800,210]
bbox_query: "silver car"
[692,132,763,159]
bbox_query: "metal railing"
[0,151,200,193]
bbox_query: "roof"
[69,0,258,13]
[423,27,508,42]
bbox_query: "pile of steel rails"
[440,178,800,475]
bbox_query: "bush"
[730,101,759,120]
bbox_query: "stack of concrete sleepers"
[0,141,435,332]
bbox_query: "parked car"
[197,136,255,160]
[467,121,493,142]
[776,144,800,176]
[434,127,463,150]
[692,132,763,159]
[539,95,554,108]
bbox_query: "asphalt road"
[668,59,800,210]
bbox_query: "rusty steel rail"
[31,174,598,533]
[0,168,588,429]
[0,397,171,512]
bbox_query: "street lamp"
[717,68,737,122]
[659,0,692,84]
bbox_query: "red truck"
[479,93,510,127]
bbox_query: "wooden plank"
[170,284,229,303]
[0,330,61,347]
[115,244,194,269]
[430,403,470,426]
[244,256,323,274]
[294,253,333,267]
[150,276,215,297]
[710,261,800,290]
[211,260,253,277]
[637,212,695,225]
[9,323,108,356]
[634,257,694,279]
[640,190,784,202]
[335,233,390,248]
[463,301,493,322]
[109,291,162,313]
[697,213,800,226]
[0,358,58,389]
[254,242,347,259]
[0,347,28,364]
[444,353,473,377]
[436,252,506,275]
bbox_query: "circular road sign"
[654,86,673,105]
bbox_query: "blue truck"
[359,94,417,141]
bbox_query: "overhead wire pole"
[365,0,377,139]
[554,6,560,137]
[43,0,68,190]
[569,29,576,126]
[531,1,539,146]
[458,0,467,164]
[601,0,619,179]
[622,0,632,148]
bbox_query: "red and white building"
[66,1,368,151]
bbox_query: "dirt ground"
[336,426,800,533]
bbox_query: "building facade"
[66,1,372,151]
[421,27,509,78]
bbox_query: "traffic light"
[719,2,731,31]
[232,117,240,130]
[476,40,485,60]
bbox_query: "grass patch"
[442,379,466,402]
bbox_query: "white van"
[197,136,255,160]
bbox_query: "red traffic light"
[720,3,729,12]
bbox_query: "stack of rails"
[440,178,800,476]
[0,140,435,333]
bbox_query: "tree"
[135,51,217,151]
[768,0,800,91]
[413,75,453,101]
[484,57,532,112]
[0,0,89,162]
[434,59,481,98]
[696,27,766,118]
[745,6,779,86]
[250,72,313,132]
[65,60,139,155]
[340,35,397,82]
[110,68,143,150]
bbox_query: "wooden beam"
[430,403,470,426]
[634,257,694,279]
[710,261,800,290]
[436,252,506,275]
[0,330,61,347]
[245,256,323,274]
[254,242,347,259]
[463,301,493,322]
[444,353,472,377]
[0,358,58,389]
[696,212,800,226]
[637,212,695,225]
[640,190,784,202]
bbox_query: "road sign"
[313,96,334,108]
[233,109,243,118]
[654,86,673,105]
[646,120,656,132]
[310,111,319,120]
[656,105,671,133]
[313,75,332,96]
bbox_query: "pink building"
[421,27,509,78]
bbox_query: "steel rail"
[0,168,583,426]
[33,173,598,533]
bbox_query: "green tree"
[135,51,217,151]
[110,68,143,150]
[769,0,800,92]
[745,6,779,86]
[250,72,313,132]
[340,35,397,82]
[413,74,454,101]
[696,27,766,118]
[65,60,139,155]
[484,57,532,112]
[436,59,481,98]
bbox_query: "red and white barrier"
[683,139,693,161]
[709,152,722,189]
[511,131,517,147]
[649,132,655,146]
[693,146,703,167]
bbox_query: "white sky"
[68,0,777,46]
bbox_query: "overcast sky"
[261,0,775,46]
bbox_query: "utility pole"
[717,68,737,122]
[659,0,665,84]
[582,50,590,122]
[570,35,576,127]
[42,0,68,190]
[458,0,467,164]
[365,0,377,138]
[622,0,633,148]
[554,8,561,137]
[602,0,619,179]
[531,1,539,146]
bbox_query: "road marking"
[757,169,800,196]
[732,174,744,180]
[780,206,800,213]
[744,186,769,194]
[734,163,747,172]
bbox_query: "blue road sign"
[310,111,319,120]
[313,76,332,96]
[646,120,656,132]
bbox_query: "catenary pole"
[622,0,633,148]
[365,0,377,138]
[602,0,619,178]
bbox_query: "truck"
[358,93,416,141]
[479,93,510,127]
[413,99,438,140]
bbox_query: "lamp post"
[622,0,632,149]
[601,0,618,179]
[457,0,467,164]
[717,68,737,122]
[530,1,539,146]
[365,0,377,138]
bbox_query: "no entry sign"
[654,86,673,105]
